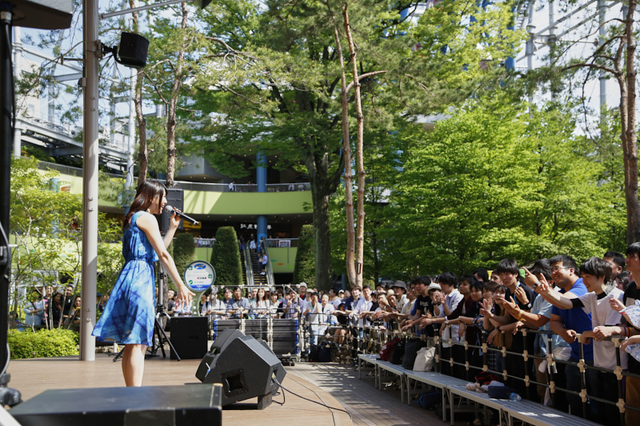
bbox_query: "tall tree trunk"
[135,69,147,184]
[623,0,640,244]
[306,150,343,292]
[343,6,365,289]
[333,23,356,288]
[130,2,147,185]
[165,2,189,188]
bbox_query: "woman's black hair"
[124,180,167,227]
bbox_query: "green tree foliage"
[182,0,523,290]
[10,157,123,311]
[210,227,243,287]
[173,233,196,280]
[293,225,316,287]
[386,96,624,276]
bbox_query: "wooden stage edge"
[5,353,352,426]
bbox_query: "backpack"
[379,337,400,361]
[417,390,442,410]
[316,341,332,362]
[389,339,405,365]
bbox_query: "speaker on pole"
[196,330,286,409]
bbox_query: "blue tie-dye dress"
[92,211,157,346]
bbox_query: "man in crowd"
[603,250,625,282]
[229,287,249,319]
[544,255,594,417]
[62,285,75,323]
[392,281,408,312]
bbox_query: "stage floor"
[7,352,459,425]
[6,352,351,425]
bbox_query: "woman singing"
[92,180,194,386]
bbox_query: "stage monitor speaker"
[10,384,222,426]
[10,0,73,30]
[198,335,286,409]
[196,329,247,382]
[170,316,208,360]
[160,188,184,234]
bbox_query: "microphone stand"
[147,263,179,359]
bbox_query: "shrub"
[210,226,243,287]
[293,224,315,288]
[173,233,196,278]
[8,328,79,359]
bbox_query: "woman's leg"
[122,344,148,386]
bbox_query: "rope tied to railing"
[579,388,588,403]
[615,365,624,381]
[617,398,626,413]
[578,358,586,373]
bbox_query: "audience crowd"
[21,244,640,424]
[172,245,640,425]
[21,283,105,332]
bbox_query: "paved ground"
[287,362,472,426]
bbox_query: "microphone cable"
[271,373,353,425]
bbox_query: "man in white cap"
[298,282,308,300]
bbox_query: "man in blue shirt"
[545,255,594,418]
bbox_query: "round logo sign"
[184,261,216,292]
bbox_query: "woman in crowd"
[251,287,270,319]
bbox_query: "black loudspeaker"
[10,384,222,426]
[196,329,246,381]
[196,332,286,409]
[170,316,208,360]
[11,0,73,30]
[118,32,149,69]
[160,188,184,234]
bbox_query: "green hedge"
[8,328,79,359]
[174,233,196,279]
[293,224,315,288]
[210,226,243,287]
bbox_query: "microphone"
[165,205,199,225]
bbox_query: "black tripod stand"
[112,264,180,362]
[147,264,180,360]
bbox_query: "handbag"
[413,346,436,371]
[402,338,425,369]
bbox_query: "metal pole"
[0,6,12,372]
[80,0,99,361]
[12,26,20,158]
[598,0,607,109]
